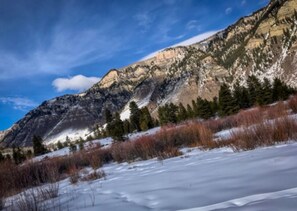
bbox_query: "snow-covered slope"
[9,142,297,210]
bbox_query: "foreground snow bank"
[24,142,297,211]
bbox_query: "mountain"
[1,0,297,147]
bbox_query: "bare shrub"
[68,165,80,184]
[288,95,297,113]
[15,190,43,211]
[272,117,297,142]
[158,147,182,160]
[229,116,297,151]
[81,170,106,181]
[265,101,288,120]
[87,153,103,170]
[234,107,264,127]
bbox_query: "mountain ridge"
[1,0,297,147]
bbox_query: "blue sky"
[0,0,269,130]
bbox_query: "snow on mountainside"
[2,0,297,147]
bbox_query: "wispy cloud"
[134,13,153,32]
[186,20,200,31]
[0,3,126,80]
[225,7,233,15]
[241,0,247,5]
[140,30,219,60]
[0,97,37,111]
[52,75,101,92]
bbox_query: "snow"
[46,128,91,145]
[120,91,153,121]
[12,142,297,210]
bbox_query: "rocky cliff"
[1,0,297,147]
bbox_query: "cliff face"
[1,0,297,147]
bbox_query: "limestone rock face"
[2,0,297,147]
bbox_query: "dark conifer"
[129,101,142,131]
[219,83,239,116]
[32,135,47,156]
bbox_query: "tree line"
[157,76,295,125]
[105,101,158,141]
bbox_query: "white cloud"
[186,20,200,31]
[241,0,246,5]
[52,75,101,92]
[140,30,219,61]
[0,97,37,111]
[225,7,233,15]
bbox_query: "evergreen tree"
[69,143,77,153]
[211,97,219,115]
[110,112,125,141]
[233,82,251,109]
[140,107,154,131]
[167,103,178,124]
[105,108,113,124]
[79,140,84,151]
[129,101,142,132]
[186,104,194,119]
[57,141,63,149]
[219,83,239,116]
[32,135,47,156]
[123,119,131,134]
[196,98,213,119]
[177,103,188,122]
[12,146,25,164]
[158,106,167,125]
[272,78,294,101]
[247,75,263,105]
[262,78,273,104]
[191,100,199,117]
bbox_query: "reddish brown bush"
[68,165,80,184]
[81,170,106,181]
[264,102,288,120]
[229,116,297,151]
[288,95,297,113]
[234,107,264,127]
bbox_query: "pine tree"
[191,100,199,117]
[262,78,273,104]
[177,103,188,122]
[69,143,77,153]
[197,98,213,119]
[272,78,294,101]
[219,83,239,116]
[79,141,84,151]
[233,82,251,109]
[12,146,25,164]
[186,104,194,118]
[32,135,47,156]
[247,75,263,105]
[168,103,178,123]
[140,107,154,131]
[129,101,142,132]
[105,108,113,124]
[110,112,125,141]
[57,141,63,149]
[123,119,131,134]
[211,97,219,115]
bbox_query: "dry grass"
[68,165,80,184]
[81,170,106,181]
[288,95,297,113]
[264,102,288,120]
[229,116,297,151]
